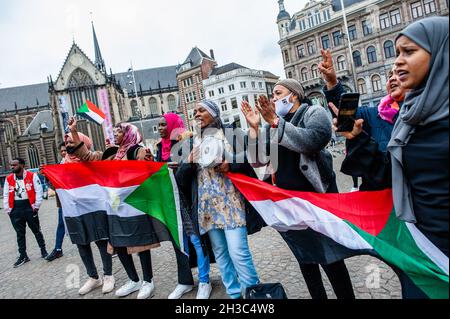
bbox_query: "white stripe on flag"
[251,198,373,251]
[168,167,185,255]
[57,185,144,218]
[87,110,104,124]
[406,223,449,276]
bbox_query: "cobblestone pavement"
[0,143,401,299]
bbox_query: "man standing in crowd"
[3,158,48,267]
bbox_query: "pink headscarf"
[64,132,93,163]
[114,123,142,160]
[161,113,185,161]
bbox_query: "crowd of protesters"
[3,16,448,300]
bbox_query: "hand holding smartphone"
[336,93,360,132]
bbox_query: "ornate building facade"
[276,0,448,107]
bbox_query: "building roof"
[0,83,50,112]
[262,70,279,79]
[277,10,291,21]
[331,0,365,11]
[22,110,54,136]
[210,63,248,76]
[177,47,214,73]
[113,65,178,92]
[184,47,213,65]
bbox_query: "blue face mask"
[274,94,294,117]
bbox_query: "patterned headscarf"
[114,123,142,160]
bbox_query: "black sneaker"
[13,255,30,268]
[45,249,63,262]
[41,249,48,259]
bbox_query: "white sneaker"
[102,275,115,294]
[78,277,103,295]
[196,282,212,299]
[115,280,142,297]
[137,281,155,299]
[168,284,193,299]
[350,187,359,192]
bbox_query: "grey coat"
[248,104,333,193]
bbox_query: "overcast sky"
[0,0,309,88]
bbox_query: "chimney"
[210,49,215,61]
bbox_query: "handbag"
[244,283,288,299]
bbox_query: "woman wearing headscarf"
[154,113,213,299]
[59,131,115,296]
[336,16,449,298]
[67,118,157,299]
[242,79,355,299]
[175,100,264,299]
[319,48,409,190]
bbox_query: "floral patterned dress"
[196,130,246,235]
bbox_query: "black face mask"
[66,146,76,154]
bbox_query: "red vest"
[7,171,36,209]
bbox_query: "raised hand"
[318,49,337,89]
[256,95,277,126]
[68,116,78,133]
[241,100,260,129]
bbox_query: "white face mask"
[274,93,294,117]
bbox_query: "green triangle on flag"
[124,164,184,253]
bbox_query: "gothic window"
[67,68,95,88]
[167,95,177,111]
[28,144,40,168]
[149,97,158,115]
[130,100,139,117]
[3,121,15,141]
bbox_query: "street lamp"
[340,0,359,93]
[127,61,146,143]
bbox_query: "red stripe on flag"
[227,172,393,236]
[86,100,106,119]
[43,161,165,190]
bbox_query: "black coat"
[175,136,267,238]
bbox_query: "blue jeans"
[55,208,65,250]
[189,234,210,283]
[208,227,259,299]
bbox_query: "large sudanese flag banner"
[43,161,185,254]
[227,172,449,299]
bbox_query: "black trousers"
[117,248,153,283]
[77,240,112,279]
[299,262,355,299]
[9,201,46,257]
[173,241,194,285]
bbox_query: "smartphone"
[336,93,360,132]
